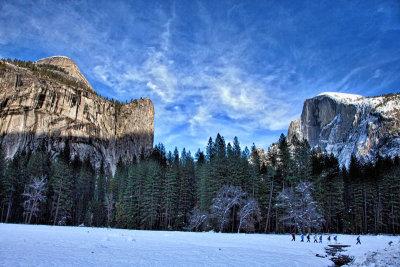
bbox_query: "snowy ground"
[0,224,398,266]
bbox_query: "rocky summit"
[36,56,95,93]
[288,92,400,167]
[0,56,154,173]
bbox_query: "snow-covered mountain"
[288,92,400,167]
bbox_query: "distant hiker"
[291,233,295,241]
[307,234,310,242]
[356,236,361,245]
[301,234,304,242]
[389,241,393,246]
[319,235,323,243]
[313,235,318,243]
[334,235,338,243]
[327,235,331,242]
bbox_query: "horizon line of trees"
[0,133,399,234]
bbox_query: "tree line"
[0,133,399,234]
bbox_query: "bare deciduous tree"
[276,181,324,234]
[23,176,47,224]
[184,207,209,232]
[238,198,261,233]
[104,192,115,227]
[211,185,247,232]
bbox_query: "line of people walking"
[291,233,361,245]
[291,233,339,244]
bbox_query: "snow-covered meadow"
[0,223,399,266]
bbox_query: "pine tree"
[0,148,7,221]
[348,155,363,233]
[249,144,261,199]
[195,150,208,212]
[229,137,244,186]
[178,149,195,228]
[26,151,51,179]
[141,160,162,229]
[115,155,139,229]
[293,140,311,183]
[214,134,228,188]
[382,162,400,234]
[313,154,344,233]
[277,134,295,187]
[110,157,127,227]
[76,156,95,225]
[91,161,107,227]
[205,137,218,209]
[50,159,73,225]
[3,151,28,223]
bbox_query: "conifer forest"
[1,133,399,235]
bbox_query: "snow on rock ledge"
[288,92,400,167]
[318,92,364,103]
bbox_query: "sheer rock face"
[288,92,400,167]
[0,57,154,173]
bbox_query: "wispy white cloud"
[1,0,399,153]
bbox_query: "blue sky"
[1,0,400,154]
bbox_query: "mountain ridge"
[287,91,400,166]
[0,56,154,173]
[35,56,95,93]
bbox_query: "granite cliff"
[288,92,400,167]
[0,56,154,173]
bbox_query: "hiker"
[356,236,361,245]
[313,234,318,243]
[301,234,304,242]
[291,233,295,241]
[307,234,310,242]
[319,235,323,243]
[327,235,331,242]
[334,235,338,243]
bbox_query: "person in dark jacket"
[291,233,295,241]
[327,235,331,242]
[356,236,361,245]
[319,235,323,243]
[307,234,310,242]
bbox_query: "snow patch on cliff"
[288,92,400,168]
[318,92,364,103]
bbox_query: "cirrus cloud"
[1,0,399,153]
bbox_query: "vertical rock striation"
[0,56,154,173]
[288,92,400,167]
